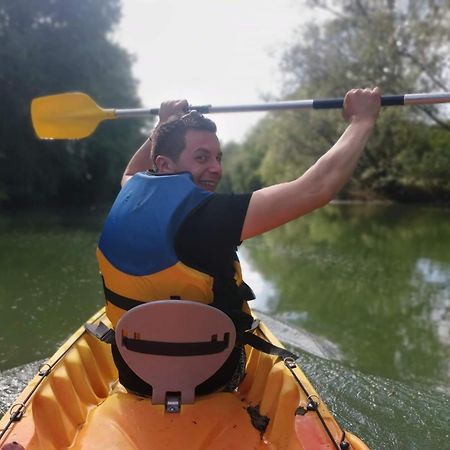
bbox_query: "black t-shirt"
[175,192,252,279]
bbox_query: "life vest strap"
[237,281,256,301]
[102,277,257,333]
[102,277,146,310]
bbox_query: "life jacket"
[97,171,254,328]
[90,172,296,404]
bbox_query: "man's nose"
[209,159,222,174]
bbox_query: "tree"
[225,0,450,201]
[0,0,147,207]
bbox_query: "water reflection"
[238,247,279,313]
[415,258,450,285]
[410,258,450,372]
[240,203,450,389]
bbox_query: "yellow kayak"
[0,308,369,450]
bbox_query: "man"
[97,88,381,396]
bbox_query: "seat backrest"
[115,300,236,405]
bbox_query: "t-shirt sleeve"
[175,192,252,276]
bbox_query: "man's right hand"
[342,87,381,126]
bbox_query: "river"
[0,203,449,448]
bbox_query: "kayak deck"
[0,309,369,450]
[74,390,263,449]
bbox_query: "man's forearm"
[120,99,190,187]
[309,119,375,200]
[121,138,152,186]
[241,119,377,241]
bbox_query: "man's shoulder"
[189,192,252,220]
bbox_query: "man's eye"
[196,155,207,162]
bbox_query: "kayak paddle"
[31,91,450,139]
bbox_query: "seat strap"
[85,320,297,361]
[85,321,115,344]
[238,331,298,360]
[96,281,297,360]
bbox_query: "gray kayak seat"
[114,300,236,409]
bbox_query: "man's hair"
[151,111,217,166]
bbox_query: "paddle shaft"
[114,92,450,118]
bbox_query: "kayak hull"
[0,308,369,450]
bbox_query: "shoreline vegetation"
[1,1,450,209]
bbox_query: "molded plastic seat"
[115,300,236,405]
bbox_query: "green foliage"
[220,118,274,193]
[225,0,450,202]
[392,123,450,200]
[0,0,148,208]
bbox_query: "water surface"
[246,204,450,391]
[0,204,449,448]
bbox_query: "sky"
[114,0,314,143]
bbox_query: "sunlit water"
[0,204,449,448]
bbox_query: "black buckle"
[85,322,115,344]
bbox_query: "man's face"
[173,129,222,192]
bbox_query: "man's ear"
[154,155,175,173]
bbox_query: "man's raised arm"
[241,88,381,241]
[121,100,189,187]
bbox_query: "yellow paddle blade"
[31,92,116,139]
